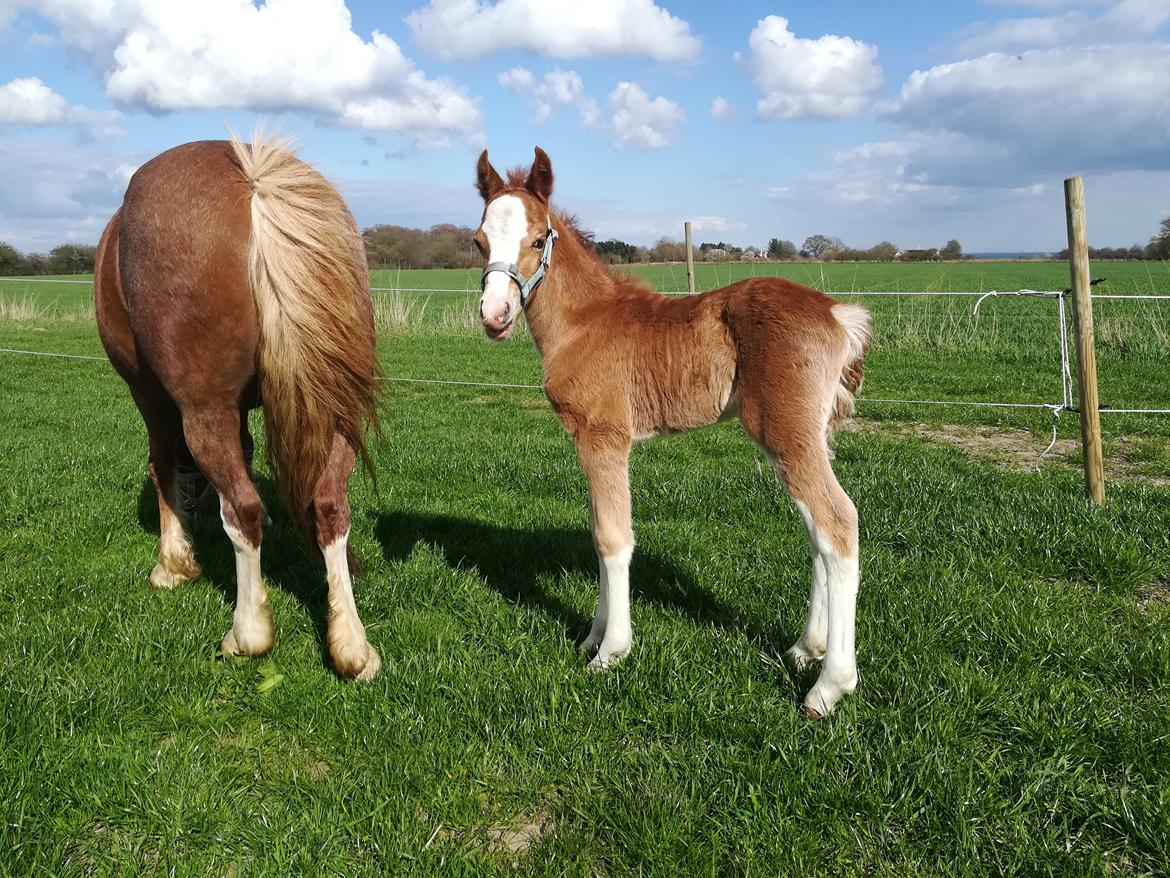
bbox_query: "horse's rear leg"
[576,432,635,671]
[133,392,201,590]
[182,406,274,657]
[312,433,381,681]
[769,443,860,717]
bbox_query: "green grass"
[1,265,1169,875]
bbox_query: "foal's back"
[106,141,259,405]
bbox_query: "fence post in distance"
[684,221,696,294]
[1064,175,1105,504]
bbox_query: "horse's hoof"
[333,642,382,682]
[149,562,198,590]
[220,626,274,658]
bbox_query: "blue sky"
[1,0,1168,254]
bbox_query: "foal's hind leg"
[133,392,201,589]
[768,445,860,717]
[182,406,274,657]
[312,433,381,681]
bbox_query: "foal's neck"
[522,231,621,357]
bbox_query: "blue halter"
[481,215,559,309]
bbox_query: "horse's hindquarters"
[117,140,259,409]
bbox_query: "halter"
[481,214,559,309]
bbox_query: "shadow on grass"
[372,510,771,647]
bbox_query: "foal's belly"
[631,369,736,440]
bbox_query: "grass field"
[1,263,1169,875]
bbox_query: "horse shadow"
[136,475,335,667]
[136,480,794,674]
[372,509,773,647]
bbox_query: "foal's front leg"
[576,433,635,671]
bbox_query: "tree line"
[2,218,1168,276]
[0,242,98,276]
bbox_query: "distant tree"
[47,243,96,274]
[0,242,22,275]
[649,237,688,262]
[766,238,797,259]
[22,252,47,275]
[941,239,962,260]
[595,239,639,264]
[1148,217,1170,260]
[868,241,898,262]
[801,234,834,261]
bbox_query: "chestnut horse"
[474,148,871,716]
[95,134,382,680]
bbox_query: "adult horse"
[473,148,870,716]
[95,133,382,680]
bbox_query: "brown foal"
[95,133,382,680]
[474,148,871,716]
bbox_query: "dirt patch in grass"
[1137,580,1170,615]
[847,419,1169,485]
[485,810,555,858]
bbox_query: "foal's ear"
[525,146,554,202]
[476,150,505,201]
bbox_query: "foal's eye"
[532,237,546,249]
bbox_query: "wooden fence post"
[684,221,696,294]
[1064,176,1105,504]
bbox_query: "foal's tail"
[230,130,379,525]
[828,302,871,432]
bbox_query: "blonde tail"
[230,129,379,525]
[828,301,871,431]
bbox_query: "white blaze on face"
[480,194,528,329]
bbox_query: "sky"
[0,0,1168,255]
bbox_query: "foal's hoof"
[586,646,630,673]
[783,644,824,675]
[333,642,382,683]
[801,675,857,719]
[149,561,199,590]
[220,627,274,658]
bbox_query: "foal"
[474,148,870,716]
[95,134,382,680]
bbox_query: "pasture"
[1,263,1169,875]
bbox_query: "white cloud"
[735,15,883,120]
[608,82,684,150]
[879,45,1170,177]
[689,215,745,233]
[497,67,600,127]
[958,0,1170,53]
[0,77,121,134]
[3,0,482,145]
[0,138,135,251]
[710,97,736,121]
[406,0,700,62]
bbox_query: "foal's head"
[474,147,556,341]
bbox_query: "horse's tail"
[828,301,871,432]
[229,129,379,526]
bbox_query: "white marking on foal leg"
[587,545,634,672]
[218,498,273,657]
[785,499,828,670]
[580,577,609,658]
[803,541,859,718]
[323,530,381,682]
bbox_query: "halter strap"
[481,214,559,309]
